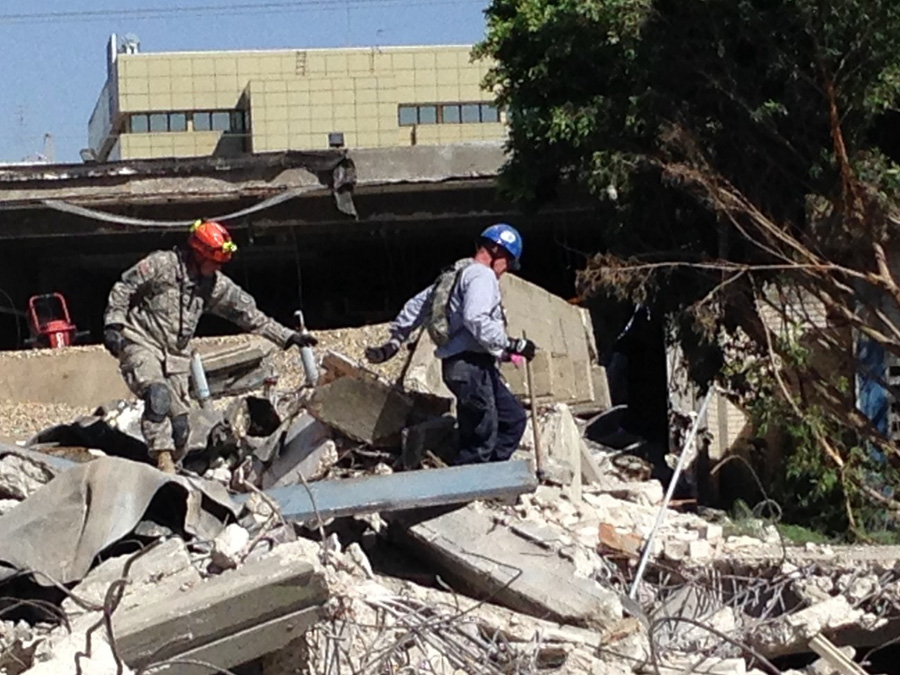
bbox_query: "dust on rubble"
[0,401,91,442]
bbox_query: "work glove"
[286,331,319,349]
[365,339,401,364]
[506,337,537,362]
[103,324,126,358]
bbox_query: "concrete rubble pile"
[0,285,898,673]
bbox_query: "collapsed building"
[0,143,897,674]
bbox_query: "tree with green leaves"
[477,0,900,536]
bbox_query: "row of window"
[127,102,503,135]
[398,102,501,126]
[128,110,249,134]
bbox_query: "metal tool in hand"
[522,330,545,481]
[294,310,319,387]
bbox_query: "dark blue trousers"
[442,352,527,465]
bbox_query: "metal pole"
[523,330,545,481]
[628,387,714,600]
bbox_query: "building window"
[148,113,168,132]
[129,112,191,133]
[441,104,461,124]
[169,113,187,132]
[127,110,246,136]
[398,105,418,126]
[398,102,504,126]
[130,114,149,133]
[192,110,246,133]
[481,103,500,123]
[460,104,480,124]
[418,105,438,124]
[211,111,231,131]
[193,112,212,132]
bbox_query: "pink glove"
[509,354,525,368]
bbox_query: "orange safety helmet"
[188,220,238,263]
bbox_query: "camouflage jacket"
[104,249,292,371]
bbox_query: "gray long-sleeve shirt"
[390,261,509,358]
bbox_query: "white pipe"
[628,387,714,600]
[294,310,319,387]
[190,350,212,409]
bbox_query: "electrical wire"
[0,0,485,24]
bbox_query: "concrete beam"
[165,606,324,675]
[391,503,622,628]
[352,142,504,186]
[242,459,537,522]
[0,144,503,208]
[114,544,328,669]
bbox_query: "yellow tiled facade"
[88,45,507,161]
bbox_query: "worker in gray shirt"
[365,224,537,465]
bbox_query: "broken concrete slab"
[403,331,453,400]
[61,538,200,621]
[113,541,328,670]
[169,606,322,675]
[261,412,335,489]
[319,350,364,385]
[201,344,270,397]
[499,275,598,404]
[0,444,76,473]
[249,459,537,523]
[264,440,337,489]
[0,454,55,500]
[403,276,603,406]
[28,631,134,675]
[545,404,583,502]
[750,595,865,657]
[520,403,585,501]
[391,503,622,627]
[310,359,414,446]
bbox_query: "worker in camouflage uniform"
[365,224,537,466]
[103,220,317,473]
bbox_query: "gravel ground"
[0,323,408,442]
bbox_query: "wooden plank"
[248,459,537,522]
[114,547,328,669]
[391,503,621,628]
[157,606,324,675]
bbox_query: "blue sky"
[0,0,489,163]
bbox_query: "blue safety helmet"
[480,223,523,270]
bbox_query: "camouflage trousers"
[118,343,192,459]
